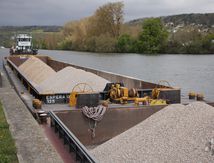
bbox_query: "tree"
[201,34,214,53]
[94,34,117,52]
[137,18,168,54]
[117,34,134,52]
[58,2,124,52]
[57,36,73,50]
[91,2,124,38]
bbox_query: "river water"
[1,48,214,101]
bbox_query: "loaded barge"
[4,54,182,162]
[6,55,180,105]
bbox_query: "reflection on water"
[0,48,214,101]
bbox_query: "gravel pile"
[18,56,56,84]
[91,102,214,163]
[37,66,109,94]
[18,57,109,94]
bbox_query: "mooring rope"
[82,105,107,121]
[82,105,107,138]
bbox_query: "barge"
[4,54,182,162]
[6,55,180,105]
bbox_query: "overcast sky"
[0,0,214,26]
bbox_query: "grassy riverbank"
[0,102,18,163]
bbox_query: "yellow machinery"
[69,92,78,107]
[134,96,166,106]
[149,80,170,105]
[196,93,204,101]
[70,81,169,107]
[188,91,204,101]
[188,91,196,99]
[69,83,93,107]
[154,80,171,96]
[109,83,135,104]
[152,88,160,99]
[108,81,168,106]
[150,99,167,105]
[134,96,150,105]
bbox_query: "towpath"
[0,70,63,163]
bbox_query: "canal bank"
[0,70,63,163]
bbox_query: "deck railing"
[49,111,97,163]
